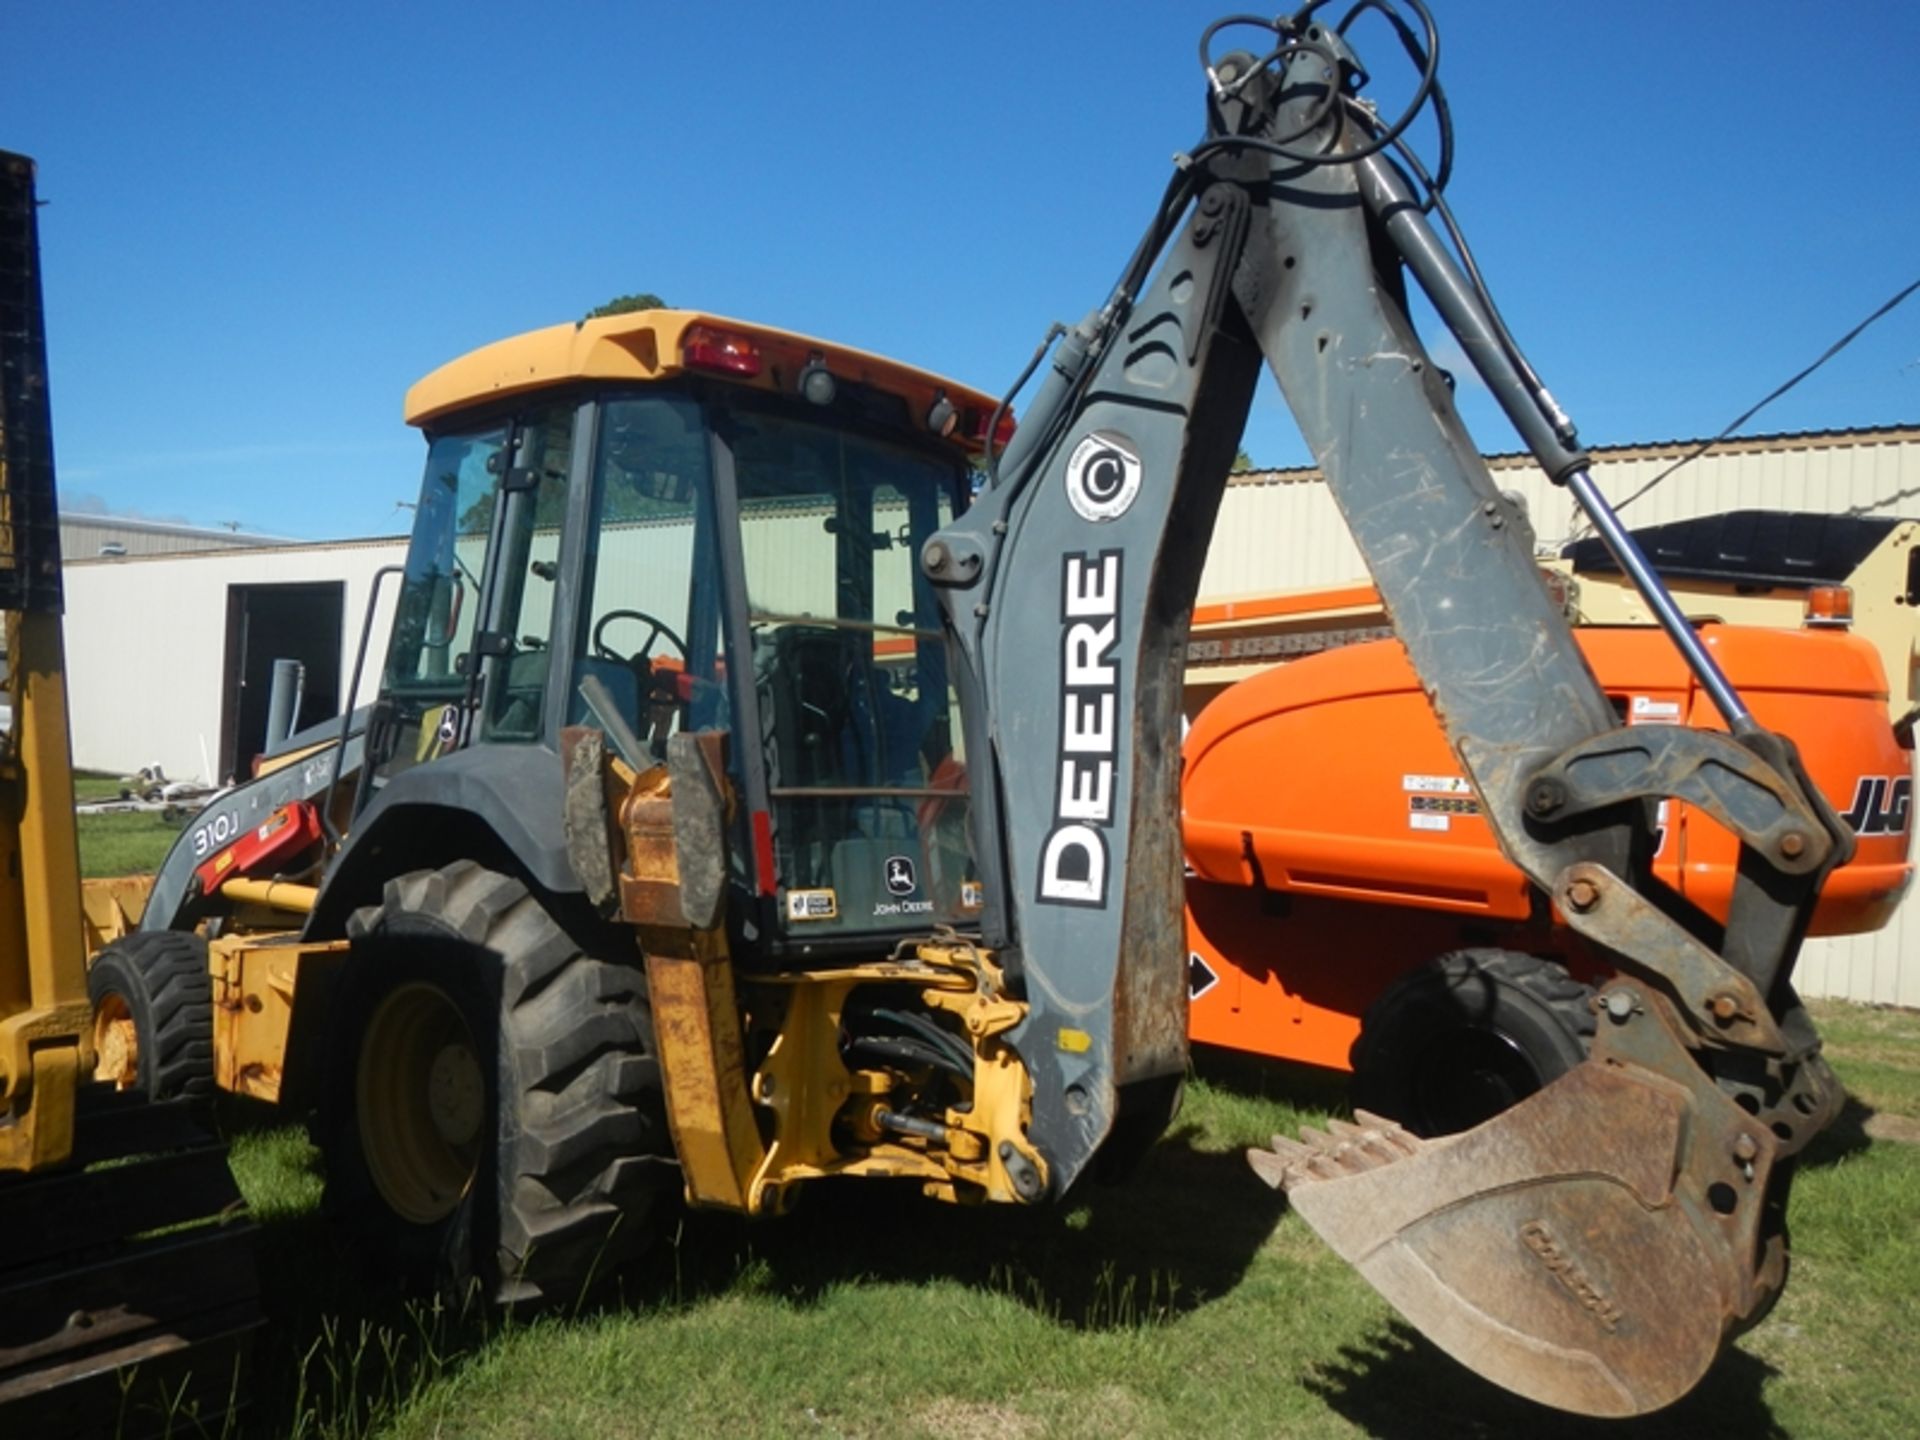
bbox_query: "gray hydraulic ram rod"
[923,13,1846,1417]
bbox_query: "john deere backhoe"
[98,3,1853,1419]
[0,152,258,1434]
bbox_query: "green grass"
[74,769,187,878]
[76,810,185,877]
[74,768,137,803]
[188,1000,1920,1440]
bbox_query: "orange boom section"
[1182,623,1913,1071]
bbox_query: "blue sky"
[7,1,1917,541]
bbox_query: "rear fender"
[305,744,578,941]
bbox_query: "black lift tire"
[319,859,672,1304]
[1349,948,1597,1138]
[87,929,216,1101]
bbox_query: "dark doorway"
[219,581,346,781]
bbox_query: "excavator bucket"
[1251,987,1799,1418]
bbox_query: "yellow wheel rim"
[357,981,485,1225]
[92,993,139,1090]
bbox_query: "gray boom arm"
[924,28,1846,1200]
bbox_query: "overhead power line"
[1575,274,1920,533]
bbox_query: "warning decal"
[786,889,839,922]
[1629,696,1683,726]
[1410,794,1480,817]
[1403,774,1472,795]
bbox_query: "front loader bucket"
[1251,993,1803,1417]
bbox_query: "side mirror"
[423,570,465,650]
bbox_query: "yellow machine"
[128,297,1835,1418]
[0,151,257,1436]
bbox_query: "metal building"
[56,512,290,562]
[63,538,403,786]
[1200,424,1920,597]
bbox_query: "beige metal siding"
[1202,428,1920,1007]
[1483,427,1920,551]
[1198,475,1370,597]
[58,515,282,561]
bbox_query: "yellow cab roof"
[404,308,1000,442]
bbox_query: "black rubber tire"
[87,929,215,1100]
[319,860,671,1305]
[1349,948,1596,1138]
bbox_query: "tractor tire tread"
[87,929,216,1100]
[342,863,671,1307]
[1350,947,1596,1137]
[1445,948,1598,1040]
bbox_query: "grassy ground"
[73,769,186,877]
[185,1005,1916,1440]
[73,770,143,803]
[75,810,185,877]
[68,811,1920,1437]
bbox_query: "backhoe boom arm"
[924,13,1845,1416]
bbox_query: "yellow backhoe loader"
[84,5,1864,1420]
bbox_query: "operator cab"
[365,311,1004,956]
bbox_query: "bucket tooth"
[1249,1113,1420,1189]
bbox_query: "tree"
[585,292,668,320]
[1231,448,1255,473]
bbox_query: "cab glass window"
[384,426,503,698]
[730,409,975,936]
[479,408,576,742]
[572,395,726,755]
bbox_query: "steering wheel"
[591,608,688,668]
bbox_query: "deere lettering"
[1040,551,1122,906]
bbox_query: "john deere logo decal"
[885,855,918,896]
